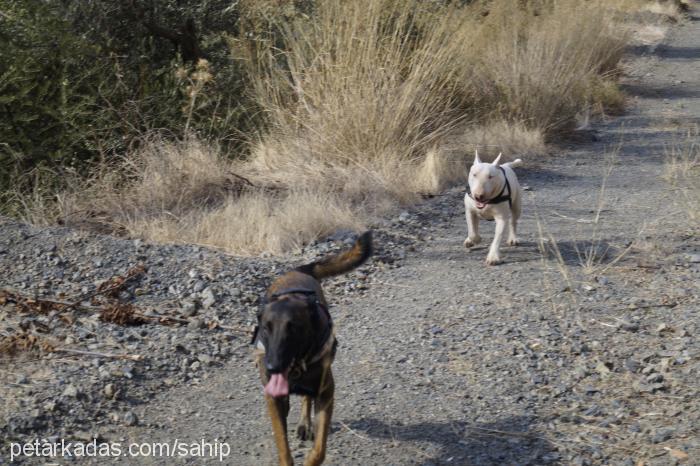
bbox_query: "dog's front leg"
[486,212,507,265]
[463,205,481,249]
[266,395,293,466]
[304,371,334,466]
[296,395,314,441]
[507,214,519,246]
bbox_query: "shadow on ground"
[541,239,623,268]
[346,416,560,466]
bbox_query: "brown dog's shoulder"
[266,271,322,300]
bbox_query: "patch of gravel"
[0,215,432,449]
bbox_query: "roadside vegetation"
[0,0,688,254]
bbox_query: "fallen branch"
[338,420,370,441]
[53,348,143,361]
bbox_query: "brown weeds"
[0,332,55,356]
[6,0,655,254]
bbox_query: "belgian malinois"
[253,231,372,466]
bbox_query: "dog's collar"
[466,166,512,209]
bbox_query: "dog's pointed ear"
[474,149,481,164]
[492,153,502,166]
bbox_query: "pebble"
[104,383,116,399]
[181,299,200,317]
[62,385,79,398]
[201,288,216,308]
[651,427,675,444]
[123,411,138,426]
[188,318,204,330]
[618,320,640,332]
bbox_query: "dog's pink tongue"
[264,373,289,398]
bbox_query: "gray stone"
[201,288,216,308]
[651,428,674,444]
[123,411,138,426]
[62,384,79,398]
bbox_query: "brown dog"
[253,231,372,466]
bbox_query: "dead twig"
[52,348,142,361]
[338,420,370,441]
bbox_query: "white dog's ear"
[474,149,481,164]
[492,153,502,166]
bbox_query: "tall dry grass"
[663,128,700,227]
[242,0,476,195]
[6,0,648,254]
[472,0,628,134]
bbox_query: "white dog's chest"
[476,209,496,221]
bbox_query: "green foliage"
[0,1,103,184]
[0,0,257,191]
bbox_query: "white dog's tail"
[503,158,523,168]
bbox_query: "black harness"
[466,166,512,209]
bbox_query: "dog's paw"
[507,237,519,246]
[463,236,480,248]
[296,423,315,441]
[485,254,502,265]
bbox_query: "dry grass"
[458,121,547,160]
[4,0,654,254]
[663,128,700,227]
[534,147,642,302]
[640,0,689,20]
[472,1,629,135]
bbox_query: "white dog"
[463,150,523,265]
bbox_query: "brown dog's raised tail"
[295,231,372,280]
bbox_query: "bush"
[0,0,256,191]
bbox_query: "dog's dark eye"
[488,175,493,179]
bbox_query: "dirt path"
[2,4,699,466]
[103,6,700,466]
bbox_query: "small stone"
[104,383,116,399]
[686,253,700,263]
[651,427,674,444]
[188,318,204,330]
[646,373,663,383]
[618,320,639,332]
[201,288,216,309]
[624,359,641,373]
[595,361,612,376]
[63,384,79,397]
[192,280,205,293]
[181,299,201,317]
[197,354,213,365]
[123,411,138,426]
